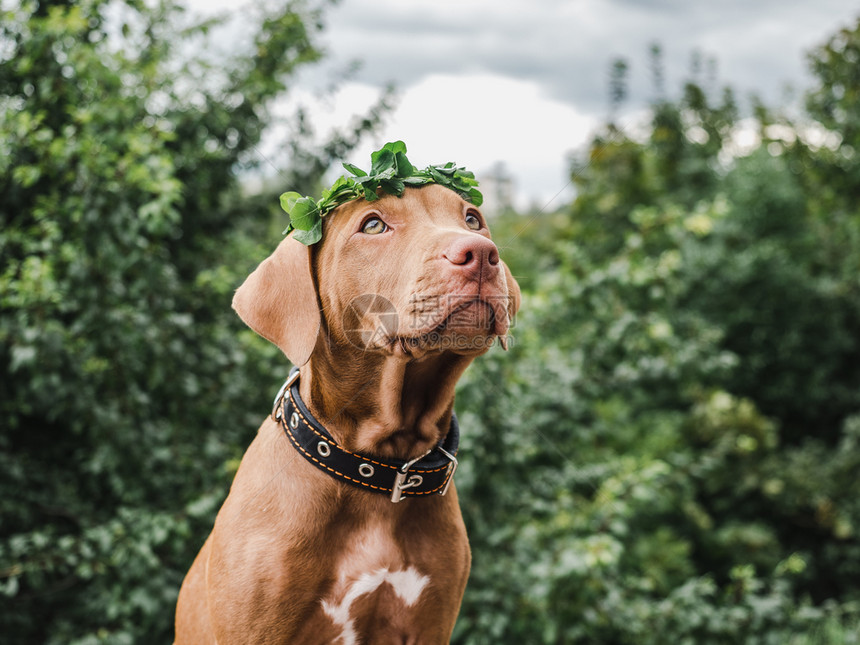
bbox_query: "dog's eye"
[465,212,482,231]
[361,217,388,235]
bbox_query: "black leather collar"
[272,370,459,503]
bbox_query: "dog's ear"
[232,234,321,366]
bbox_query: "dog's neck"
[300,343,474,460]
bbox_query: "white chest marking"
[321,567,429,645]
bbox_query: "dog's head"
[233,184,520,366]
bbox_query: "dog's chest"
[318,523,431,643]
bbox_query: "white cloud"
[293,74,596,210]
[186,0,857,208]
[320,0,855,111]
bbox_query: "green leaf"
[342,162,367,177]
[363,184,380,201]
[380,140,407,156]
[427,167,447,184]
[279,191,302,213]
[393,151,414,177]
[380,178,405,196]
[466,187,484,206]
[292,219,322,245]
[375,166,397,181]
[319,175,359,212]
[322,175,354,196]
[370,148,395,176]
[289,197,319,231]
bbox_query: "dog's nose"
[443,235,500,277]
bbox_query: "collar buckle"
[272,370,301,421]
[390,445,459,503]
[390,471,423,503]
[390,449,432,503]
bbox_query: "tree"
[453,20,860,643]
[0,0,387,641]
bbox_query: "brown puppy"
[175,184,520,644]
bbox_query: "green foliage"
[453,17,860,644]
[0,0,385,641]
[280,140,483,244]
[3,0,860,641]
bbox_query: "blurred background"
[2,0,860,642]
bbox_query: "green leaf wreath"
[280,141,483,245]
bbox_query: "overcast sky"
[199,0,858,209]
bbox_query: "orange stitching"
[288,392,397,471]
[282,410,454,496]
[284,421,388,491]
[408,478,450,495]
[287,391,453,473]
